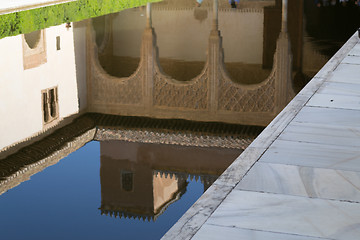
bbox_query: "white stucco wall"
[73,21,88,112]
[0,23,86,151]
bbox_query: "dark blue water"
[0,141,205,240]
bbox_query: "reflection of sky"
[0,141,204,240]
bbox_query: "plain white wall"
[0,23,86,151]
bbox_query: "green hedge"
[0,0,158,39]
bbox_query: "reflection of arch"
[151,0,275,82]
[219,8,272,84]
[98,138,240,221]
[87,1,293,126]
[88,21,145,106]
[24,30,41,49]
[97,12,142,78]
[94,15,114,55]
[22,29,47,69]
[154,8,208,81]
[93,16,107,50]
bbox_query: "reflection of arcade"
[99,141,240,221]
[88,0,293,127]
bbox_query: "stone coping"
[0,112,259,197]
[161,31,360,240]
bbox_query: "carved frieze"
[153,68,208,110]
[218,71,276,112]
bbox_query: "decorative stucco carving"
[153,66,209,109]
[86,5,293,126]
[91,64,144,105]
[218,68,276,112]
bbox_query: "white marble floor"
[163,33,360,240]
[197,191,360,240]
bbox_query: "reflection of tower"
[98,140,240,220]
[202,175,218,192]
[99,142,188,221]
[100,155,187,221]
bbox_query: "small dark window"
[42,87,58,125]
[42,92,48,123]
[49,88,57,117]
[56,36,60,50]
[121,171,133,192]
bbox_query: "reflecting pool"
[1,0,359,239]
[0,141,240,239]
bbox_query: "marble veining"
[293,106,360,127]
[278,122,360,147]
[259,139,360,172]
[205,190,360,240]
[237,162,360,202]
[316,82,360,97]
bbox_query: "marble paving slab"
[306,93,360,110]
[348,42,360,56]
[293,106,360,127]
[278,122,360,147]
[237,162,360,202]
[259,140,360,172]
[341,55,360,65]
[205,190,360,240]
[316,82,360,97]
[192,224,329,240]
[327,63,360,84]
